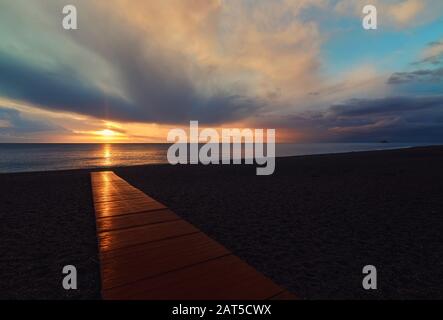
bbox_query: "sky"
[0,0,443,143]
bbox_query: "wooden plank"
[100,232,230,289]
[94,199,166,218]
[91,172,123,183]
[93,192,149,204]
[96,209,180,233]
[94,197,159,212]
[95,196,158,207]
[102,255,283,300]
[92,184,141,195]
[98,220,199,252]
[93,190,147,203]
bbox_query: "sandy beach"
[1,146,443,299]
[0,171,100,299]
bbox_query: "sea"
[0,142,438,173]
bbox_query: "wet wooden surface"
[91,171,296,300]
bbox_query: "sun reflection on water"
[103,144,112,166]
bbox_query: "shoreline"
[1,144,441,176]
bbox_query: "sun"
[95,129,122,141]
[98,129,117,137]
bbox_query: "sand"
[1,146,443,299]
[0,171,100,299]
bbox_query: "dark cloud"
[388,68,443,84]
[0,107,63,136]
[0,51,138,120]
[272,95,443,142]
[330,96,443,142]
[0,50,260,125]
[411,41,443,66]
[330,96,443,116]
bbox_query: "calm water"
[0,142,436,173]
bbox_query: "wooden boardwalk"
[91,171,295,300]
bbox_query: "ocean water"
[0,142,437,173]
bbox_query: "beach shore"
[1,146,443,299]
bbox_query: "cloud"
[388,0,424,25]
[334,0,442,28]
[1,1,442,143]
[389,40,443,85]
[331,95,443,141]
[330,96,443,117]
[0,0,328,126]
[272,95,443,142]
[388,68,443,84]
[413,40,443,66]
[0,107,63,139]
[307,65,388,101]
[0,51,140,119]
